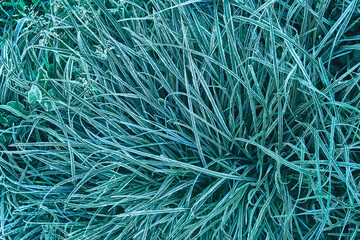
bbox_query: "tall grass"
[1,0,360,239]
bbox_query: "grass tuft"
[1,0,360,239]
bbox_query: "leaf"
[48,88,57,98]
[0,101,29,120]
[7,101,25,112]
[41,101,54,112]
[0,134,7,144]
[37,68,47,80]
[0,114,9,127]
[36,67,48,89]
[28,85,42,103]
[5,101,29,117]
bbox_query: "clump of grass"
[1,0,360,239]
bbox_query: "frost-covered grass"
[1,0,360,239]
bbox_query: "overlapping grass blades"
[1,0,360,239]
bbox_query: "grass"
[1,0,360,239]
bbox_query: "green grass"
[1,0,360,239]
